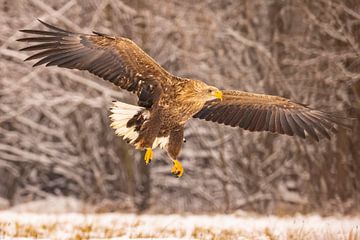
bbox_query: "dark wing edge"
[17,19,171,106]
[193,90,351,141]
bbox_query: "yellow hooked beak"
[214,90,223,101]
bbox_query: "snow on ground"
[0,211,359,239]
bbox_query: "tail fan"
[110,101,147,146]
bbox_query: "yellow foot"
[171,159,184,178]
[144,148,153,165]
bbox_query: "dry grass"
[0,212,359,239]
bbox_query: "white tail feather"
[110,101,144,145]
[110,101,169,150]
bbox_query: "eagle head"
[189,80,223,102]
[206,86,223,101]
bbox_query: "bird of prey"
[18,20,346,177]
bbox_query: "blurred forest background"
[0,0,359,216]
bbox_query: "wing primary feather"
[205,107,222,122]
[17,36,61,42]
[37,19,74,34]
[321,112,351,129]
[89,55,116,73]
[268,108,276,132]
[279,109,293,136]
[48,53,85,67]
[56,51,94,68]
[235,108,250,127]
[42,48,88,65]
[274,108,284,134]
[310,112,338,133]
[291,113,319,141]
[229,107,246,126]
[24,49,65,61]
[19,29,67,36]
[68,50,103,70]
[248,108,263,131]
[87,54,112,71]
[194,107,212,119]
[255,109,268,131]
[205,106,221,121]
[33,47,84,67]
[239,108,256,129]
[105,67,129,84]
[284,110,305,138]
[218,106,234,124]
[219,105,237,125]
[105,68,125,83]
[299,113,331,139]
[224,106,239,126]
[20,42,60,51]
[33,56,54,67]
[263,109,272,131]
[96,62,118,77]
[296,113,327,140]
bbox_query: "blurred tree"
[0,0,358,214]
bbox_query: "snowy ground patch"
[0,212,359,239]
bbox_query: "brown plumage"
[193,90,344,141]
[18,20,348,177]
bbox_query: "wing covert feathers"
[193,90,349,141]
[18,19,172,103]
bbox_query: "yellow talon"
[144,148,153,165]
[171,159,184,178]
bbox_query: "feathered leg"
[135,110,161,164]
[167,126,184,177]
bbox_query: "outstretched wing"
[193,90,347,141]
[18,20,173,107]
